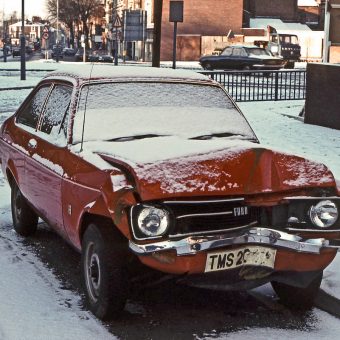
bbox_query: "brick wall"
[160,0,243,61]
[251,0,298,21]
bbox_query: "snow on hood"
[73,137,335,200]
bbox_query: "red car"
[0,65,339,320]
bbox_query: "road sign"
[43,26,49,33]
[43,32,49,40]
[113,15,122,28]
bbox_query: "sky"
[1,60,340,339]
[1,0,48,19]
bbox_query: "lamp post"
[323,0,330,63]
[55,0,60,62]
[2,2,7,62]
[20,0,26,80]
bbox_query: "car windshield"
[73,82,256,145]
[248,48,271,57]
[279,35,299,44]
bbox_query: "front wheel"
[271,271,322,310]
[11,182,38,236]
[81,223,128,320]
[204,63,213,70]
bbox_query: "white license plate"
[205,246,276,273]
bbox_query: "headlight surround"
[132,205,171,238]
[309,200,339,228]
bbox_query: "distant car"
[88,50,113,63]
[26,45,34,54]
[51,45,63,60]
[62,47,77,57]
[199,45,286,70]
[74,48,93,62]
[1,65,340,321]
[12,47,21,57]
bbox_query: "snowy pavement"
[1,64,340,339]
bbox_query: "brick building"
[160,0,243,60]
[244,0,299,22]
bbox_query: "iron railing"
[199,69,306,102]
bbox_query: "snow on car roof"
[45,64,211,83]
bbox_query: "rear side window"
[221,47,232,56]
[16,85,50,129]
[40,84,72,138]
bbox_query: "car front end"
[119,146,339,291]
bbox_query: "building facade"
[160,0,243,60]
[9,21,44,46]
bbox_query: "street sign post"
[169,1,184,69]
[112,14,122,66]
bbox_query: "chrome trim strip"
[169,221,258,238]
[287,228,340,233]
[163,198,244,204]
[176,211,233,219]
[284,196,340,200]
[129,227,337,256]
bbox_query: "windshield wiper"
[189,132,253,140]
[106,134,168,142]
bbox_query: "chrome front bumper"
[129,227,337,256]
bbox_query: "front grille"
[163,198,260,236]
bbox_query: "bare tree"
[47,0,77,47]
[74,0,105,49]
[47,0,104,48]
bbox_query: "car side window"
[40,84,72,140]
[232,48,242,56]
[16,85,50,129]
[221,47,232,56]
[240,49,247,57]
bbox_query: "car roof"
[44,65,213,84]
[226,45,265,50]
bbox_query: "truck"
[249,26,301,68]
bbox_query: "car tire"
[11,182,38,236]
[271,271,323,310]
[284,61,295,69]
[81,222,128,320]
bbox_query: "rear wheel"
[81,222,128,320]
[11,182,38,236]
[271,271,322,310]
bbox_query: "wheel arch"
[6,165,18,189]
[79,213,127,247]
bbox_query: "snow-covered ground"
[1,64,340,339]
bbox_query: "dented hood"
[93,138,335,201]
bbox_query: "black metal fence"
[199,69,306,102]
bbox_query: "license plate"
[205,246,276,273]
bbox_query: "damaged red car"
[0,65,339,320]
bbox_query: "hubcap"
[85,242,101,302]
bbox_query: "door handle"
[28,138,37,149]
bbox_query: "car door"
[14,84,52,196]
[230,47,246,69]
[23,82,72,237]
[219,46,233,69]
